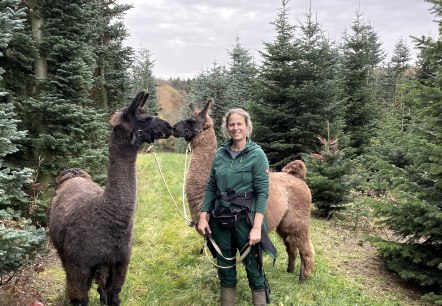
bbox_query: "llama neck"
[189,127,217,169]
[186,127,217,221]
[103,129,138,218]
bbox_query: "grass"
[27,152,431,306]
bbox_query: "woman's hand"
[249,212,264,245]
[248,226,262,245]
[197,212,211,236]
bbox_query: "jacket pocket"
[233,168,253,184]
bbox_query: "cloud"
[118,0,437,78]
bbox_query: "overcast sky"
[117,0,438,79]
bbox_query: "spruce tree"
[293,9,341,155]
[0,0,46,280]
[390,38,412,76]
[251,1,340,168]
[224,36,257,111]
[189,61,228,140]
[250,0,299,168]
[91,0,133,112]
[14,0,109,185]
[339,10,385,156]
[372,39,412,112]
[0,1,32,211]
[304,122,353,218]
[369,1,442,302]
[130,47,158,114]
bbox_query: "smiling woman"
[117,0,435,78]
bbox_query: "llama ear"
[188,103,197,113]
[140,91,149,108]
[127,91,148,116]
[198,99,212,118]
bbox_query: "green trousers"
[210,216,265,291]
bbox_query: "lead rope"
[182,144,192,223]
[203,231,252,269]
[151,144,194,226]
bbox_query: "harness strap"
[243,210,277,264]
[217,189,255,209]
[215,188,277,262]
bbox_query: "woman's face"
[227,113,248,142]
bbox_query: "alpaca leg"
[105,262,129,306]
[284,237,298,273]
[277,229,298,273]
[65,267,92,306]
[298,237,314,283]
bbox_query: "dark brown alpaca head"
[111,91,173,145]
[172,99,213,141]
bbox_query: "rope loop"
[151,144,194,226]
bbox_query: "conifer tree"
[293,9,341,154]
[130,47,158,114]
[250,0,298,168]
[91,0,133,112]
[251,1,340,168]
[0,0,46,280]
[0,1,32,212]
[339,10,385,156]
[369,1,442,302]
[390,38,412,76]
[15,0,108,184]
[304,122,353,218]
[189,61,228,140]
[224,36,257,111]
[373,39,412,111]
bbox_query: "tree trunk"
[30,8,47,81]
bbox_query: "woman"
[197,108,272,306]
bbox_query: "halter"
[186,125,211,141]
[131,116,157,145]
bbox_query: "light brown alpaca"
[172,101,314,282]
[47,92,173,306]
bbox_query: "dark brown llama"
[172,101,314,282]
[47,91,173,306]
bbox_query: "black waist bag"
[212,207,243,229]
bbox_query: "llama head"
[172,99,213,141]
[111,91,173,145]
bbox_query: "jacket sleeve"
[200,160,218,212]
[252,149,270,214]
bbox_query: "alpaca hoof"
[298,269,306,283]
[98,287,107,305]
[70,300,88,306]
[107,294,121,306]
[287,267,294,273]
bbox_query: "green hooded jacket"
[201,138,270,214]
